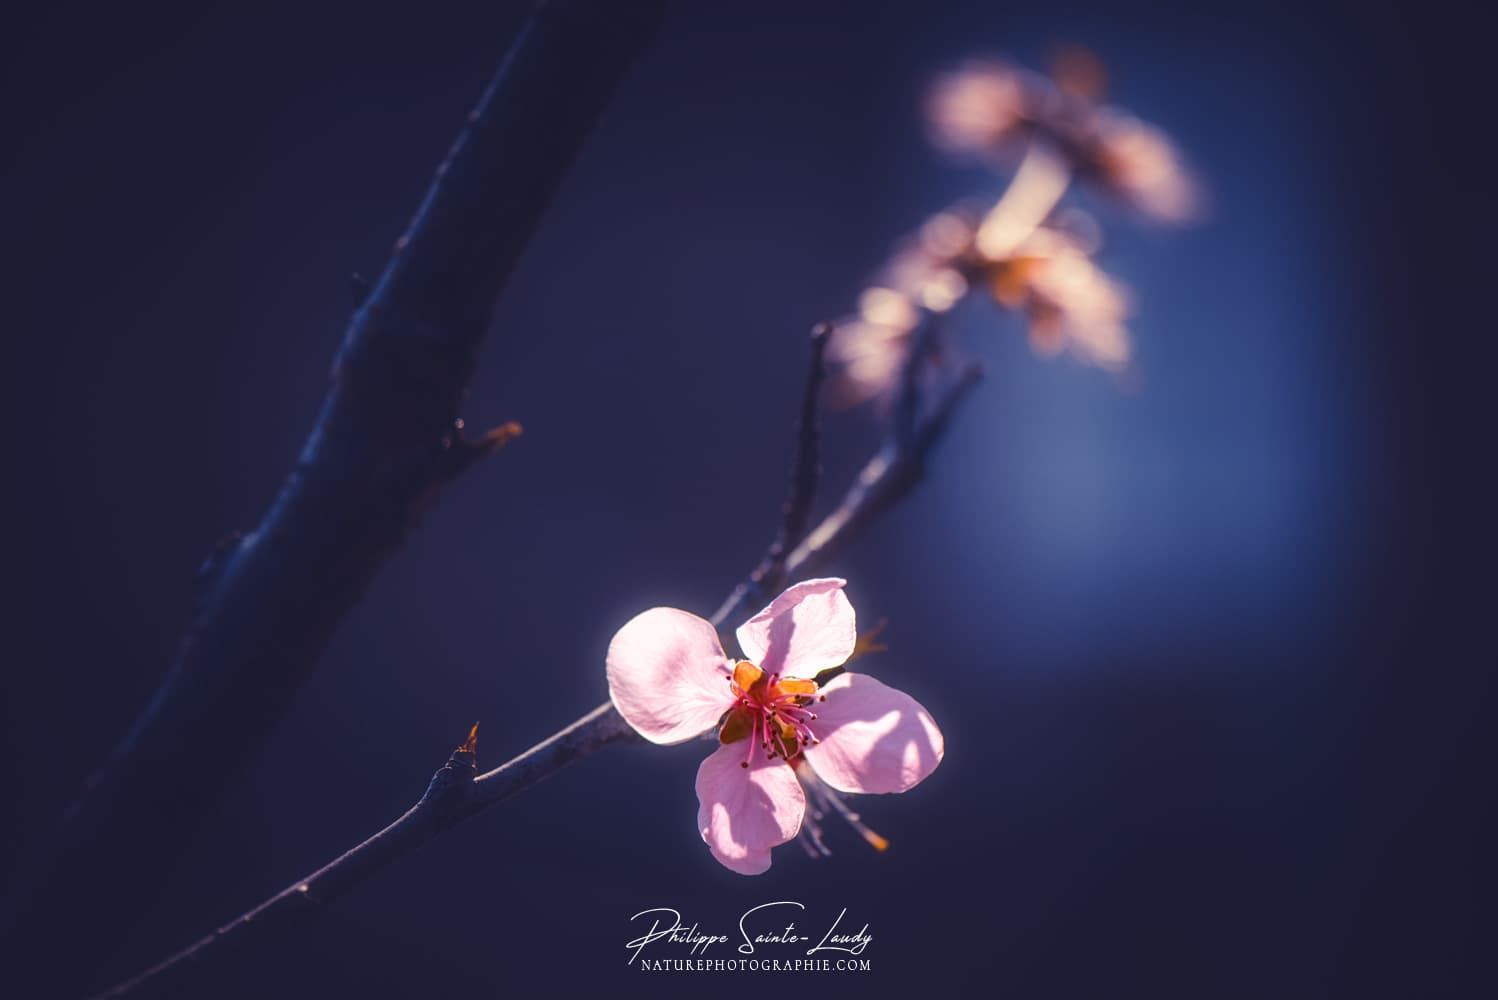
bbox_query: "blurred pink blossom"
[987,227,1134,370]
[927,60,1031,156]
[927,55,1200,224]
[825,212,977,407]
[1090,112,1199,224]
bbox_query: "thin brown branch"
[95,344,983,1000]
[780,323,835,554]
[3,3,667,995]
[895,315,937,448]
[95,706,639,1000]
[786,361,984,575]
[711,322,832,627]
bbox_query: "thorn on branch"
[440,419,523,481]
[421,726,480,809]
[470,420,524,457]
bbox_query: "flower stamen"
[720,659,823,765]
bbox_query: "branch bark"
[4,2,665,995]
[711,322,831,624]
[96,342,981,1000]
[95,705,640,1000]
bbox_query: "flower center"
[719,660,825,768]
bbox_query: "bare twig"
[779,323,834,563]
[4,2,666,994]
[711,322,832,625]
[894,315,938,448]
[95,344,982,1000]
[96,706,639,1000]
[789,362,984,575]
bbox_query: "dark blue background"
[2,1,1487,997]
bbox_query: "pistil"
[721,661,822,767]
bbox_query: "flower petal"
[695,744,805,875]
[802,672,944,794]
[606,607,731,745]
[734,578,856,678]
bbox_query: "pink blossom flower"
[924,57,1199,227]
[825,213,977,407]
[606,578,944,875]
[1091,112,1199,225]
[985,226,1134,371]
[926,60,1032,158]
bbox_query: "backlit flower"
[927,60,1032,157]
[926,56,1199,226]
[1090,112,1199,224]
[606,579,944,875]
[825,288,920,408]
[826,213,976,407]
[984,227,1133,370]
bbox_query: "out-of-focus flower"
[829,193,1130,400]
[984,227,1133,370]
[973,142,1072,261]
[926,54,1199,226]
[927,60,1031,156]
[826,212,976,407]
[1050,43,1109,102]
[1088,112,1199,224]
[826,290,920,408]
[606,579,944,875]
[827,48,1186,404]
